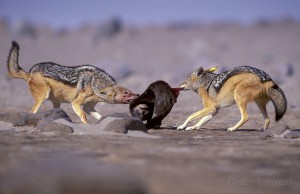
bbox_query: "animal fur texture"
[129,80,181,129]
[177,66,287,131]
[7,41,138,123]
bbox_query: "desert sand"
[0,19,300,194]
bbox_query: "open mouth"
[179,86,190,91]
[125,95,138,103]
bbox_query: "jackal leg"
[71,93,88,124]
[177,108,216,130]
[186,114,213,130]
[83,102,102,120]
[228,99,249,132]
[255,99,270,130]
[29,78,50,113]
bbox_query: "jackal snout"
[120,88,139,103]
[178,81,191,91]
[103,86,138,104]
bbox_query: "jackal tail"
[7,41,30,81]
[267,84,287,121]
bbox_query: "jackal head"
[179,66,218,91]
[97,86,139,104]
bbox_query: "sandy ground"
[0,20,300,194]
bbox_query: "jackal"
[7,41,138,123]
[177,66,287,131]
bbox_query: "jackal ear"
[192,67,204,77]
[206,66,218,73]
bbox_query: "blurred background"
[0,0,299,111]
[1,0,300,27]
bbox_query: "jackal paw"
[186,126,197,131]
[227,127,237,132]
[177,125,186,130]
[91,112,102,120]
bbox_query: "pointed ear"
[206,66,218,73]
[192,67,204,77]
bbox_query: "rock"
[0,121,15,131]
[97,114,148,134]
[54,119,106,135]
[0,153,148,194]
[39,122,74,135]
[0,109,73,135]
[284,130,300,139]
[259,130,274,139]
[54,116,158,138]
[35,108,72,128]
[0,112,28,126]
[1,111,156,137]
[259,124,290,139]
[268,124,290,135]
[103,117,148,134]
[0,109,72,128]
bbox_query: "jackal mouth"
[126,98,134,103]
[125,95,138,103]
[178,84,190,91]
[178,82,189,90]
[181,88,190,91]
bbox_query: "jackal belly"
[43,78,84,104]
[216,93,235,108]
[45,78,79,103]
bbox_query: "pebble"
[284,131,300,139]
[259,124,290,139]
[103,117,147,134]
[39,122,74,135]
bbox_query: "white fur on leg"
[90,112,102,120]
[177,120,190,130]
[83,103,102,120]
[185,114,213,130]
[227,127,238,132]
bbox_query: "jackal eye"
[124,91,128,94]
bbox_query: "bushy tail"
[267,84,287,121]
[7,41,29,81]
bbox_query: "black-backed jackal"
[7,41,138,123]
[177,66,287,131]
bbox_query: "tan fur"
[7,41,138,123]
[27,73,131,123]
[178,67,287,131]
